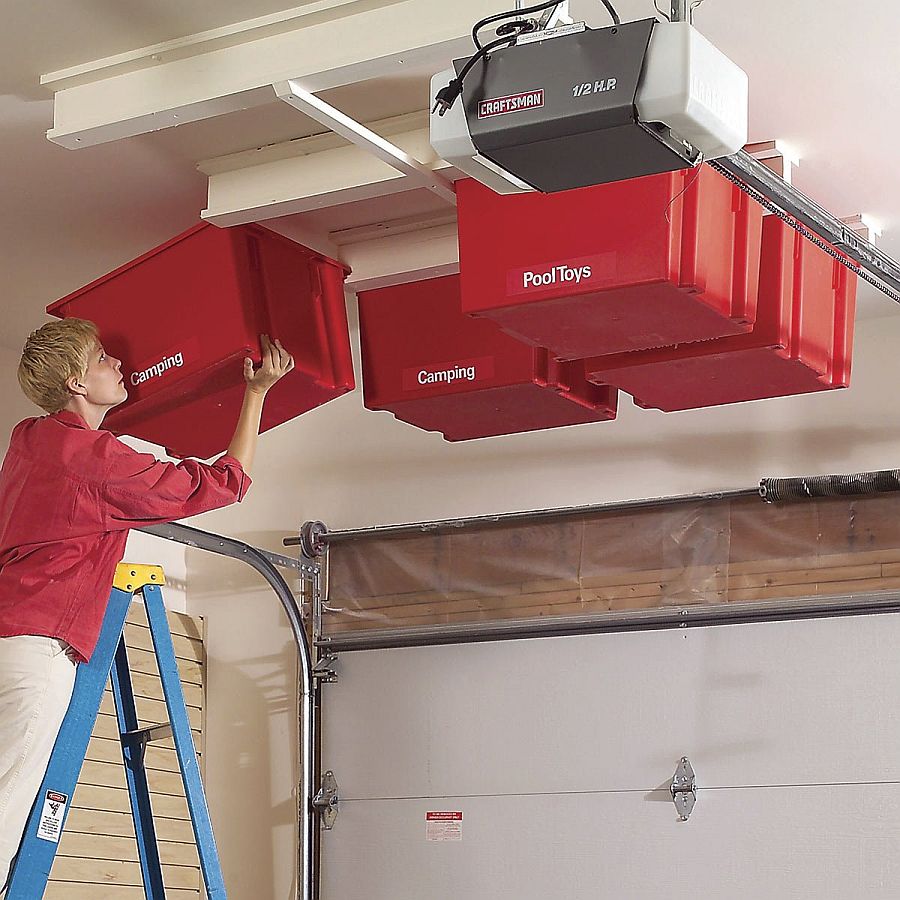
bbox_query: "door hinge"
[312,652,338,685]
[312,770,340,829]
[670,757,697,821]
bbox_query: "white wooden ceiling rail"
[274,80,457,205]
[41,0,500,149]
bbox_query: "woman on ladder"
[0,320,293,894]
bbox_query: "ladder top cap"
[113,563,166,593]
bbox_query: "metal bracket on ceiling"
[273,79,457,206]
[670,0,692,22]
[513,0,572,29]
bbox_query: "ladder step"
[121,723,173,744]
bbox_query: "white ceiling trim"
[342,222,460,293]
[201,115,452,226]
[42,0,497,150]
[39,0,368,88]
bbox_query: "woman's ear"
[66,375,86,396]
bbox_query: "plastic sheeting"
[322,493,900,637]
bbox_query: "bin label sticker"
[36,790,68,843]
[129,336,201,389]
[426,810,463,841]
[403,357,495,392]
[507,253,617,296]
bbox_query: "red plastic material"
[584,216,858,411]
[457,167,764,359]
[48,223,354,458]
[358,275,617,441]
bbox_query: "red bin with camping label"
[48,222,354,458]
[359,274,617,441]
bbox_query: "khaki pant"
[0,636,77,895]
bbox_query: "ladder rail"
[143,582,227,898]
[5,584,135,897]
[110,635,166,899]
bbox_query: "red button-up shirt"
[0,410,251,662]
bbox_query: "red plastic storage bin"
[457,167,764,359]
[48,222,354,458]
[359,275,617,441]
[584,216,857,411]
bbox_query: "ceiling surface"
[3,0,898,353]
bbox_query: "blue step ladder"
[6,563,226,899]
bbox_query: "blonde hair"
[18,319,99,413]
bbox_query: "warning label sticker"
[426,810,463,842]
[37,790,68,843]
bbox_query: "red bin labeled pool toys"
[457,167,764,359]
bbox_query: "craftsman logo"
[131,351,184,386]
[402,357,495,392]
[506,253,617,296]
[572,78,618,98]
[478,90,544,119]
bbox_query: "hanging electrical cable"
[599,0,621,25]
[435,0,622,114]
[471,0,569,50]
[433,28,535,115]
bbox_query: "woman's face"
[81,340,127,407]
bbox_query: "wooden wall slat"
[97,692,202,730]
[86,736,182,772]
[45,885,198,899]
[50,857,200,890]
[58,832,199,867]
[64,808,196,843]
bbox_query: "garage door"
[319,613,900,899]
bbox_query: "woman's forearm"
[222,336,294,475]
[225,387,266,475]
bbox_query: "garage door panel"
[322,614,900,799]
[321,785,900,900]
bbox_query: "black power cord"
[600,0,621,25]
[433,30,531,116]
[434,0,623,115]
[472,0,573,49]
